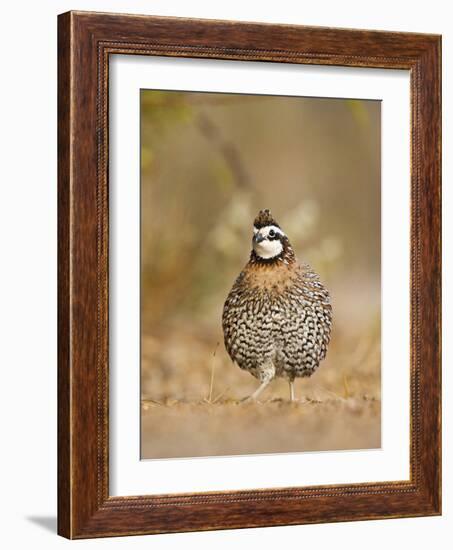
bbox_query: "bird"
[222,209,332,402]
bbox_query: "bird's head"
[251,209,294,263]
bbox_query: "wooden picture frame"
[58,10,441,539]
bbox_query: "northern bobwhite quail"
[222,209,332,401]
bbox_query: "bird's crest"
[253,209,280,229]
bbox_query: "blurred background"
[140,90,381,459]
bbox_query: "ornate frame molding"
[58,11,441,538]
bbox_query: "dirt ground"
[140,319,381,459]
[141,397,380,459]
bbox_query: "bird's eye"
[269,229,275,237]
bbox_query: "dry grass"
[141,318,381,459]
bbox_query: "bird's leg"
[242,379,271,403]
[289,379,296,402]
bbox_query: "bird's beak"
[254,233,265,244]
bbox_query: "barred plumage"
[222,209,332,401]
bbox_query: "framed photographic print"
[58,11,441,538]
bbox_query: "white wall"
[0,1,450,547]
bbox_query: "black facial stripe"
[253,222,281,230]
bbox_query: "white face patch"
[253,225,285,259]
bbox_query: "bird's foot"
[289,379,296,402]
[240,379,271,403]
[240,395,258,404]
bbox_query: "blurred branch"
[196,111,253,191]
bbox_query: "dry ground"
[141,321,381,459]
[141,397,380,459]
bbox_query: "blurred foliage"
[141,90,380,328]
